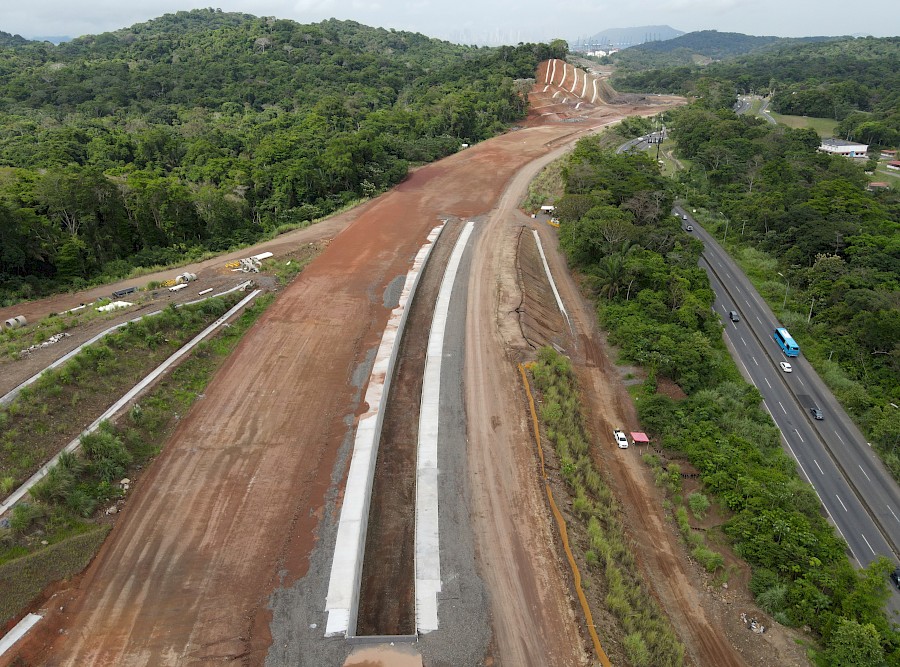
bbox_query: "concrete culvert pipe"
[4,315,27,329]
[176,272,198,284]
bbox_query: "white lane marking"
[779,430,859,561]
[858,465,871,481]
[726,272,732,280]
[835,432,845,444]
[860,533,877,556]
[717,261,723,268]
[798,377,804,386]
[764,377,771,388]
[756,316,762,324]
[835,495,848,512]
[888,506,900,524]
[745,299,751,307]
[794,428,804,443]
[814,460,824,474]
[740,336,747,346]
[779,401,786,414]
[741,361,757,388]
[736,286,742,293]
[753,356,759,366]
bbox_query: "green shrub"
[688,492,710,519]
[624,631,652,667]
[756,583,789,617]
[9,503,45,535]
[691,545,725,572]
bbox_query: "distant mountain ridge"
[573,25,683,49]
[610,30,839,70]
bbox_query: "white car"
[614,429,629,449]
[779,361,793,373]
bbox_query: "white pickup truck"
[613,429,629,449]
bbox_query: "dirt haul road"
[3,109,676,667]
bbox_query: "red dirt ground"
[3,108,662,666]
[0,59,743,666]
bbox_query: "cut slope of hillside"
[529,59,620,120]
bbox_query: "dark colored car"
[810,407,824,420]
[890,567,900,590]
[729,311,740,322]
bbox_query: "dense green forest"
[613,37,900,146]
[0,9,564,305]
[554,139,899,665]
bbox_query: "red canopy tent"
[630,432,650,445]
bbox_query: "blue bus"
[774,327,799,357]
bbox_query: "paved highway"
[675,207,900,614]
[616,129,666,155]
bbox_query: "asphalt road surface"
[676,207,900,617]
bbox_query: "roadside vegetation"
[0,291,274,627]
[0,295,240,487]
[551,134,899,665]
[529,348,684,667]
[666,103,899,482]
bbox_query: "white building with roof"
[819,138,869,158]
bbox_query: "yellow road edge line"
[518,363,612,667]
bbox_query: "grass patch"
[769,112,838,138]
[531,347,685,667]
[0,524,110,626]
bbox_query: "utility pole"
[778,272,789,309]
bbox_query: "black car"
[891,567,900,590]
[810,407,824,420]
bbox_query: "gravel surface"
[417,223,492,666]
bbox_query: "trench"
[354,220,466,636]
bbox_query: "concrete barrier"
[324,222,445,638]
[415,221,474,634]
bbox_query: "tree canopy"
[0,9,565,304]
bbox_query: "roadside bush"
[80,427,132,483]
[531,348,685,666]
[624,631,652,667]
[691,545,725,572]
[9,503,45,535]
[688,492,710,519]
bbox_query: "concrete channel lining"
[0,613,42,657]
[415,221,475,634]
[324,223,446,638]
[531,230,573,335]
[0,289,262,519]
[0,280,254,408]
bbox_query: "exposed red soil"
[3,107,648,666]
[0,58,760,667]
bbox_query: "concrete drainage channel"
[0,286,262,519]
[0,280,255,408]
[324,221,475,643]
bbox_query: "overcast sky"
[2,0,898,45]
